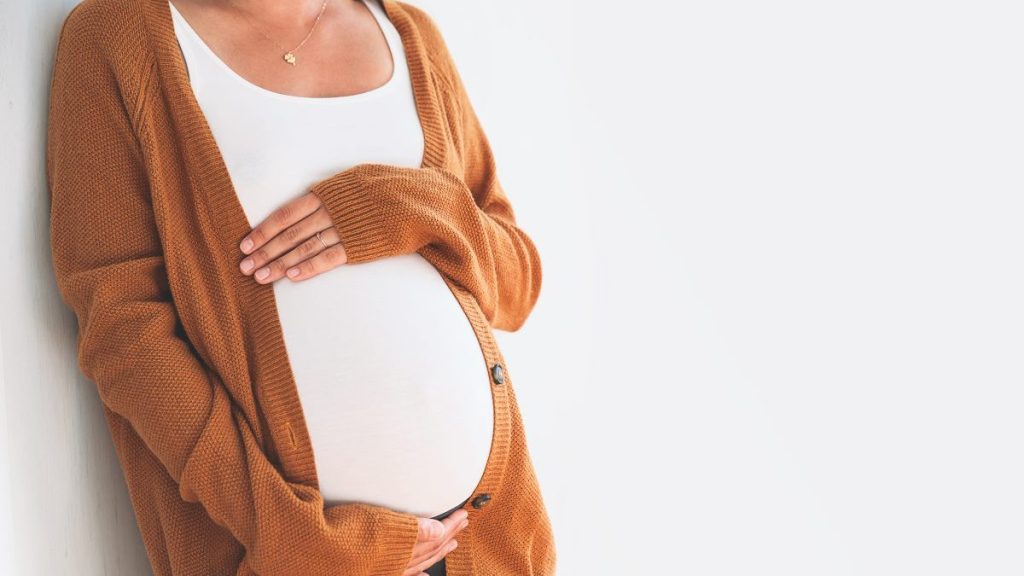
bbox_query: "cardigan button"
[471,493,492,509]
[490,362,505,385]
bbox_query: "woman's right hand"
[403,508,470,576]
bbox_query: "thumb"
[417,517,445,541]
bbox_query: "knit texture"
[45,0,554,574]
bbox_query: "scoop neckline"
[167,0,401,104]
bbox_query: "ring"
[315,230,329,250]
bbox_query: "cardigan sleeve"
[307,15,543,332]
[45,8,419,576]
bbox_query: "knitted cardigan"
[45,0,555,574]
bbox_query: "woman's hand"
[238,192,349,283]
[405,509,469,576]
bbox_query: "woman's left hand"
[238,192,348,283]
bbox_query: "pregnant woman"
[46,0,555,574]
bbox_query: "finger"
[241,209,334,283]
[407,511,469,568]
[281,226,347,282]
[281,241,349,282]
[407,511,467,567]
[417,517,445,542]
[409,508,468,557]
[239,205,330,281]
[416,508,467,545]
[239,192,322,256]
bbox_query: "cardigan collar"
[138,0,449,485]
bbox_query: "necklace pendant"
[283,52,297,65]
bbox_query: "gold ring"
[315,230,329,250]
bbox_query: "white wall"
[425,1,1024,574]
[4,0,1023,575]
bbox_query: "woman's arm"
[307,10,543,332]
[46,7,419,575]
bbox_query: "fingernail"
[240,237,253,253]
[240,258,254,273]
[460,519,468,530]
[448,540,458,551]
[255,268,269,281]
[287,267,299,278]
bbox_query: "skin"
[171,0,468,572]
[237,190,354,282]
[409,510,470,576]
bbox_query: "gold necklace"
[230,0,330,66]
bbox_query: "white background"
[3,0,1024,574]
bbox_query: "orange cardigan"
[46,0,555,574]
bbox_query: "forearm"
[309,162,542,331]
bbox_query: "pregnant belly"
[272,252,494,519]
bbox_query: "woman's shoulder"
[58,0,146,44]
[55,0,151,71]
[50,0,156,154]
[52,0,154,104]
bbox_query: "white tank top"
[168,0,493,519]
